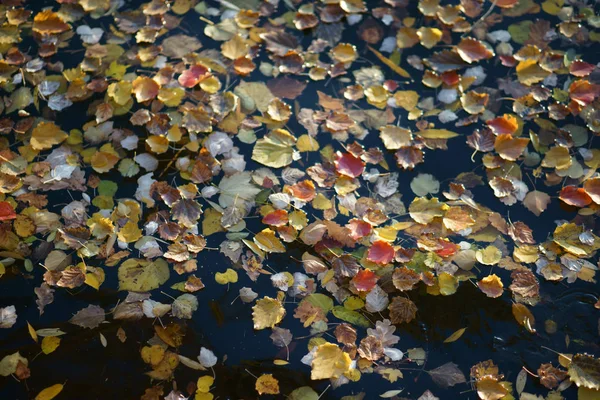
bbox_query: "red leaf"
[262,209,289,227]
[569,60,595,77]
[178,64,210,88]
[334,151,365,178]
[346,219,372,241]
[367,240,395,264]
[0,201,16,220]
[486,114,518,135]
[569,80,600,106]
[559,186,592,207]
[351,269,379,292]
[434,240,458,258]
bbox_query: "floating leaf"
[34,384,63,400]
[416,129,459,139]
[30,122,68,151]
[477,275,504,298]
[512,303,536,333]
[569,354,600,390]
[41,336,61,355]
[332,306,371,328]
[428,362,467,388]
[367,46,411,79]
[118,258,170,292]
[256,374,280,395]
[252,129,296,168]
[311,343,352,380]
[253,297,286,330]
[444,327,467,343]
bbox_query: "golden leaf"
[30,122,68,151]
[476,245,502,266]
[512,303,536,333]
[367,45,411,79]
[255,374,280,395]
[477,275,504,298]
[253,228,286,253]
[41,336,61,355]
[310,343,352,380]
[444,327,467,343]
[409,197,448,224]
[252,297,286,330]
[34,384,64,400]
[215,269,238,285]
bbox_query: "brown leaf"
[538,363,567,389]
[69,305,105,329]
[388,296,417,324]
[267,77,307,100]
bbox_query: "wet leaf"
[512,303,536,333]
[253,297,286,330]
[311,343,352,380]
[256,374,280,395]
[569,354,600,390]
[428,362,467,388]
[34,384,63,400]
[444,327,467,343]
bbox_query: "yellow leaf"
[312,193,332,210]
[215,268,238,285]
[438,272,458,296]
[476,245,502,266]
[296,134,320,152]
[444,327,467,343]
[367,45,411,79]
[158,87,185,107]
[512,303,536,333]
[196,376,214,393]
[273,359,289,365]
[409,197,448,225]
[117,258,170,292]
[252,297,286,330]
[195,393,214,400]
[41,336,61,355]
[311,343,352,380]
[416,129,460,139]
[393,91,419,111]
[253,228,286,253]
[117,220,142,243]
[141,345,166,366]
[30,122,68,151]
[145,135,169,154]
[35,384,63,400]
[28,322,38,343]
[477,274,504,298]
[476,378,508,400]
[202,208,224,237]
[107,81,132,106]
[106,61,127,80]
[255,374,280,395]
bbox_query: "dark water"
[1,1,599,399]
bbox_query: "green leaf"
[289,386,319,400]
[332,306,371,328]
[305,294,334,313]
[98,180,118,197]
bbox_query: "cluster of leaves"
[0,0,599,399]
